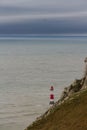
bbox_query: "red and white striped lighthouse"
[49,86,54,105]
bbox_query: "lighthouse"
[49,86,54,105]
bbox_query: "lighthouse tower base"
[49,100,54,105]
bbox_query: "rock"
[60,79,83,101]
[82,76,87,89]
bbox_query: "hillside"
[25,89,87,130]
[25,58,87,130]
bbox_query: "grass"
[25,89,87,130]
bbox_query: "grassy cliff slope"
[25,89,87,130]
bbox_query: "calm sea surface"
[0,36,87,130]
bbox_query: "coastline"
[25,58,87,130]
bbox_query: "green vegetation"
[25,89,87,130]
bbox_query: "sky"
[0,0,87,35]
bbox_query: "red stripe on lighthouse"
[50,86,54,91]
[50,94,54,99]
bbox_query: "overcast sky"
[0,0,87,35]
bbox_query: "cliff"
[25,58,87,130]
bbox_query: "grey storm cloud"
[0,0,87,18]
[0,0,87,8]
[0,0,87,34]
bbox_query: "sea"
[0,36,87,130]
